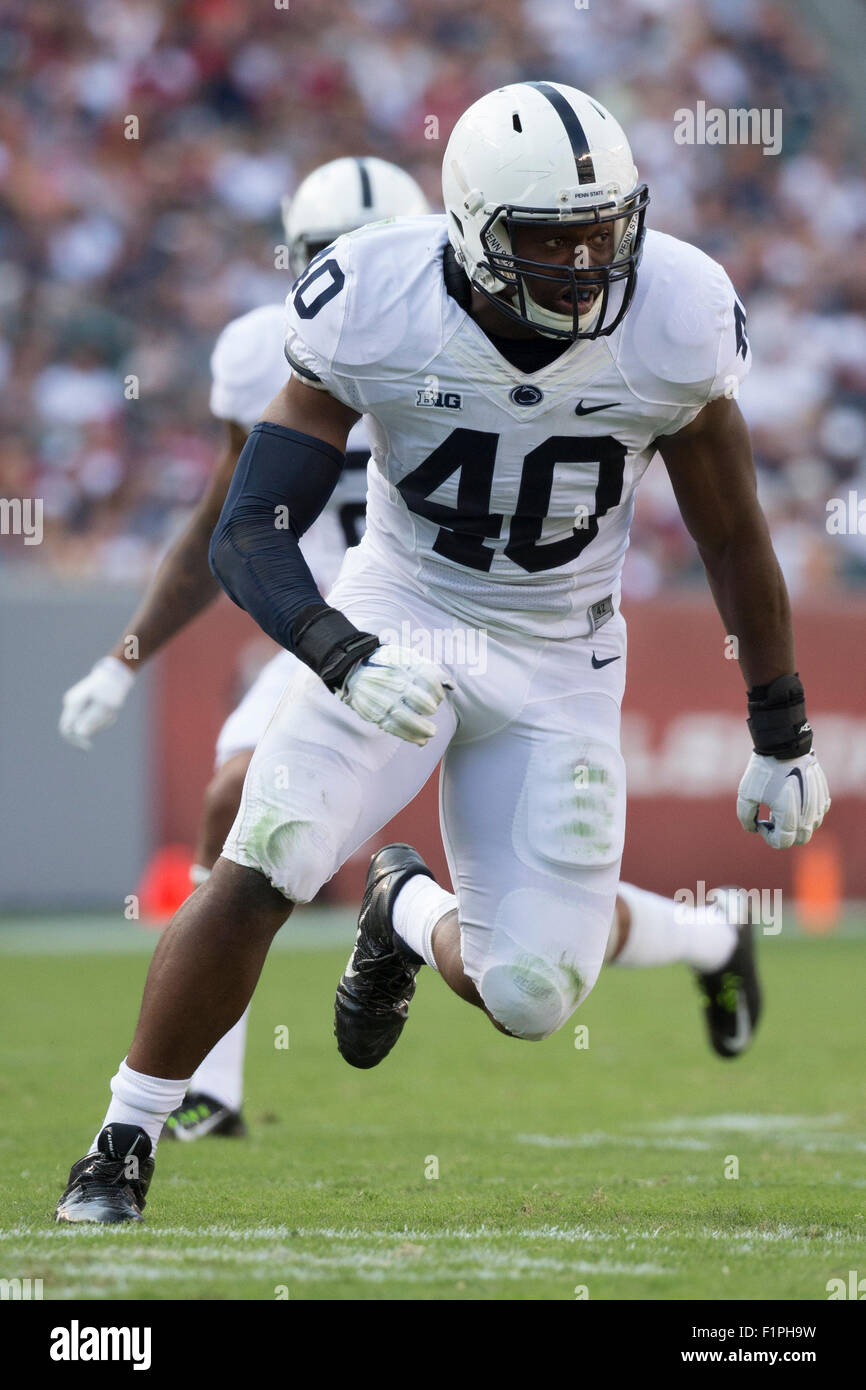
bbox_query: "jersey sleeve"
[708,282,751,403]
[283,237,363,413]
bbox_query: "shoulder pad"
[616,231,750,410]
[285,217,450,390]
[210,303,289,425]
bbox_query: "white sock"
[612,881,737,972]
[189,1007,249,1112]
[93,1058,192,1154]
[190,864,211,887]
[393,874,456,971]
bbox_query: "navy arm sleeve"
[209,422,379,685]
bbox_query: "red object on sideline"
[137,844,195,923]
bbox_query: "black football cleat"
[54,1124,154,1224]
[694,888,763,1059]
[335,844,433,1069]
[162,1092,247,1142]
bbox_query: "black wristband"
[746,672,812,759]
[291,603,380,692]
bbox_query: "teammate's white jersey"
[285,215,751,639]
[210,301,370,595]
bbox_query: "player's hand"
[59,656,136,750]
[736,750,830,849]
[339,644,453,746]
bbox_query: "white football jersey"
[285,216,751,638]
[210,302,370,594]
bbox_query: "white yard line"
[516,1113,865,1155]
[1,1222,851,1246]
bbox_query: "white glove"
[736,749,831,849]
[59,656,136,750]
[340,644,453,746]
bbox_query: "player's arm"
[110,419,249,665]
[59,420,248,750]
[658,395,830,847]
[658,395,791,687]
[208,375,451,745]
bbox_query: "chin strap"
[442,243,473,309]
[522,282,604,337]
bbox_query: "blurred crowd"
[1,0,865,594]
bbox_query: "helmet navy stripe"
[356,158,373,208]
[525,81,596,185]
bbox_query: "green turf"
[1,918,864,1300]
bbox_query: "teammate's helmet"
[442,82,649,341]
[283,157,430,279]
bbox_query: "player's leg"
[176,753,255,1143]
[390,873,490,1014]
[192,650,299,877]
[56,597,456,1220]
[163,1003,249,1141]
[193,752,253,873]
[605,883,736,969]
[341,627,629,1055]
[388,823,761,1054]
[53,858,291,1224]
[127,859,288,1084]
[605,882,762,1058]
[172,652,300,1139]
[436,686,625,1040]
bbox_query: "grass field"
[1,911,864,1301]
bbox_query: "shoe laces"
[355,950,414,1009]
[75,1151,148,1201]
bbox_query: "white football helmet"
[442,81,649,340]
[283,156,430,278]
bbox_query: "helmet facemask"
[288,236,332,280]
[474,184,649,341]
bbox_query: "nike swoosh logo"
[725,999,752,1055]
[343,932,362,979]
[591,653,621,669]
[172,1110,233,1143]
[575,400,620,416]
[786,767,805,811]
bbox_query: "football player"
[55,83,829,1222]
[59,156,430,1139]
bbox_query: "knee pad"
[467,887,606,1040]
[229,744,362,903]
[249,810,338,903]
[514,734,626,872]
[478,954,568,1041]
